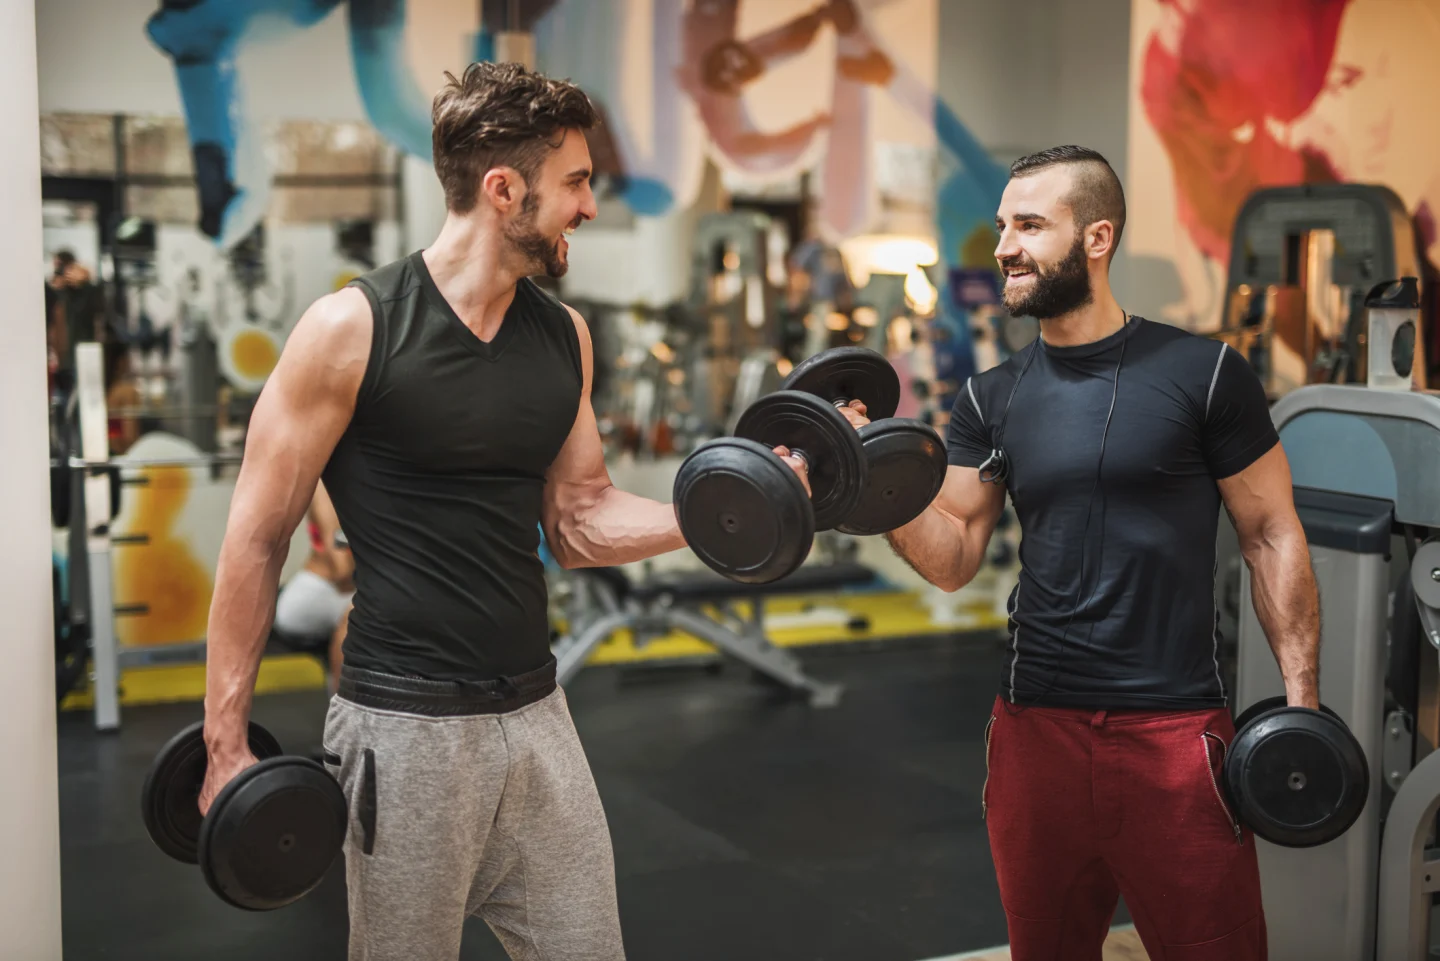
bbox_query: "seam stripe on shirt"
[1206,343,1227,418]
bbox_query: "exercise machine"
[1210,183,1424,399]
[1234,380,1440,959]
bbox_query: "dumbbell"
[140,720,348,911]
[781,347,947,536]
[674,390,866,584]
[1222,696,1369,848]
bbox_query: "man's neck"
[422,214,530,340]
[1037,288,1127,348]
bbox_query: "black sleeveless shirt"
[322,252,583,681]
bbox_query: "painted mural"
[146,0,434,249]
[1128,0,1440,376]
[145,0,997,374]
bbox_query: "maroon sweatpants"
[983,696,1267,960]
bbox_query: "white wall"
[562,210,697,306]
[3,0,64,954]
[936,0,1134,305]
[401,153,447,253]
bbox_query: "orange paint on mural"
[114,466,214,646]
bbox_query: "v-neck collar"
[410,250,523,363]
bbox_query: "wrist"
[1285,675,1320,709]
[202,697,251,753]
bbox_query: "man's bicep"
[226,291,369,545]
[544,394,612,493]
[933,464,1006,544]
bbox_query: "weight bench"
[551,562,878,707]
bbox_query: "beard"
[1000,233,1093,320]
[504,190,569,279]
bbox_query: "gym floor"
[57,634,1144,961]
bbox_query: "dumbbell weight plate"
[1223,705,1369,848]
[198,755,349,911]
[141,720,285,864]
[1232,695,1342,734]
[836,419,947,536]
[674,437,814,584]
[782,347,901,421]
[734,390,866,531]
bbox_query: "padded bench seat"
[599,562,878,604]
[552,563,876,707]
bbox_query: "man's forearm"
[1247,525,1321,707]
[551,487,687,568]
[203,540,289,752]
[885,506,972,592]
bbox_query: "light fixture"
[904,267,940,316]
[838,234,940,288]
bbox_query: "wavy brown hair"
[431,61,599,214]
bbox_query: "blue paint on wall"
[147,0,431,246]
[930,97,1009,392]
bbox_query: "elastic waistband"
[338,657,557,717]
[997,695,1227,728]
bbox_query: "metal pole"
[75,342,120,730]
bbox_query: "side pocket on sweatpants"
[1201,731,1242,845]
[359,748,377,855]
[982,713,997,820]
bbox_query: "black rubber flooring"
[56,636,1079,961]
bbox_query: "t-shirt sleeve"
[946,376,994,468]
[1203,344,1280,478]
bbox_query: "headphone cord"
[1002,330,1127,716]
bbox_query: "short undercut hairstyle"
[1009,146,1126,257]
[431,61,600,214]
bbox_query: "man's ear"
[1086,220,1116,262]
[481,166,526,212]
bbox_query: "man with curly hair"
[196,62,813,960]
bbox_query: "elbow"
[543,508,591,570]
[932,571,969,594]
[1236,516,1306,570]
[543,485,613,570]
[551,544,589,571]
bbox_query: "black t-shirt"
[947,316,1278,709]
[323,253,583,682]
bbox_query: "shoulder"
[519,278,584,333]
[1129,317,1228,376]
[352,254,420,299]
[559,301,591,348]
[276,288,373,389]
[558,299,593,384]
[298,287,373,342]
[964,343,1032,418]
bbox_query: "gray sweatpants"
[321,686,625,961]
